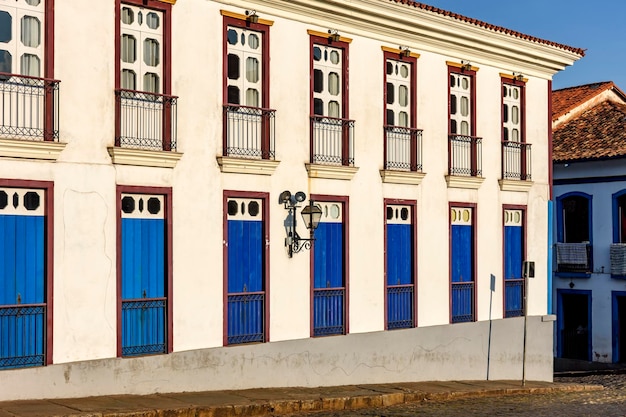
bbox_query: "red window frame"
[115,185,174,357]
[502,205,527,317]
[309,34,350,119]
[447,64,477,136]
[449,202,477,323]
[383,198,418,330]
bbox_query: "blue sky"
[420,0,625,91]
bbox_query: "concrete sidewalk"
[0,380,602,417]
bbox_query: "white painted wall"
[0,0,580,399]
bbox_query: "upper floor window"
[0,0,59,143]
[119,3,163,93]
[221,14,275,161]
[114,0,177,152]
[309,32,354,167]
[383,49,422,172]
[556,193,592,275]
[448,63,481,177]
[501,76,531,181]
[0,0,45,77]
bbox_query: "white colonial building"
[0,0,582,401]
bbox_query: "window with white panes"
[120,4,162,93]
[226,26,262,107]
[449,72,473,136]
[313,44,343,118]
[0,0,44,77]
[385,59,411,127]
[503,83,521,142]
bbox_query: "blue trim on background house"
[554,175,626,185]
[548,200,553,314]
[612,189,626,243]
[611,291,626,363]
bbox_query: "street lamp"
[279,190,322,257]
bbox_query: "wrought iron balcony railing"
[0,303,46,369]
[448,135,482,177]
[555,242,592,273]
[502,141,532,180]
[310,116,355,166]
[115,89,177,151]
[504,279,524,318]
[384,126,423,171]
[223,105,275,160]
[0,72,59,141]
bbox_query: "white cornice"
[445,175,484,190]
[379,170,425,185]
[216,157,280,175]
[305,163,358,180]
[107,147,183,168]
[0,138,66,161]
[215,0,582,77]
[499,179,534,192]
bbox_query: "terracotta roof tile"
[553,100,626,162]
[387,1,585,56]
[552,81,615,121]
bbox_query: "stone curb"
[64,384,602,417]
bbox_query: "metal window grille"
[0,73,59,141]
[502,141,532,180]
[310,116,354,166]
[504,279,524,318]
[115,89,177,151]
[227,292,265,344]
[387,285,414,329]
[555,243,592,273]
[384,126,423,171]
[223,105,275,159]
[451,282,474,323]
[448,135,482,177]
[313,288,345,336]
[0,304,46,369]
[121,298,167,356]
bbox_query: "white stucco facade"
[0,0,582,401]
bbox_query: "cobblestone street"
[282,374,626,417]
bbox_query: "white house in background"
[552,81,626,363]
[0,0,582,401]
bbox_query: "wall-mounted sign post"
[521,260,535,386]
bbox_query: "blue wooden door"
[226,197,265,344]
[120,194,166,356]
[504,209,524,317]
[0,188,45,369]
[313,202,345,336]
[386,204,414,329]
[451,206,474,323]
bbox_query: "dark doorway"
[559,291,591,361]
[612,293,626,363]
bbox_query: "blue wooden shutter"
[386,204,413,329]
[120,194,166,356]
[313,202,345,336]
[504,209,524,317]
[227,197,264,344]
[451,207,474,322]
[0,188,45,369]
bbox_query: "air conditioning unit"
[611,243,626,276]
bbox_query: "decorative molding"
[307,29,352,43]
[500,72,529,83]
[499,179,534,192]
[0,138,66,161]
[216,157,279,175]
[220,10,274,26]
[305,163,358,180]
[445,175,484,189]
[107,147,183,168]
[381,46,420,59]
[446,61,480,72]
[380,170,425,185]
